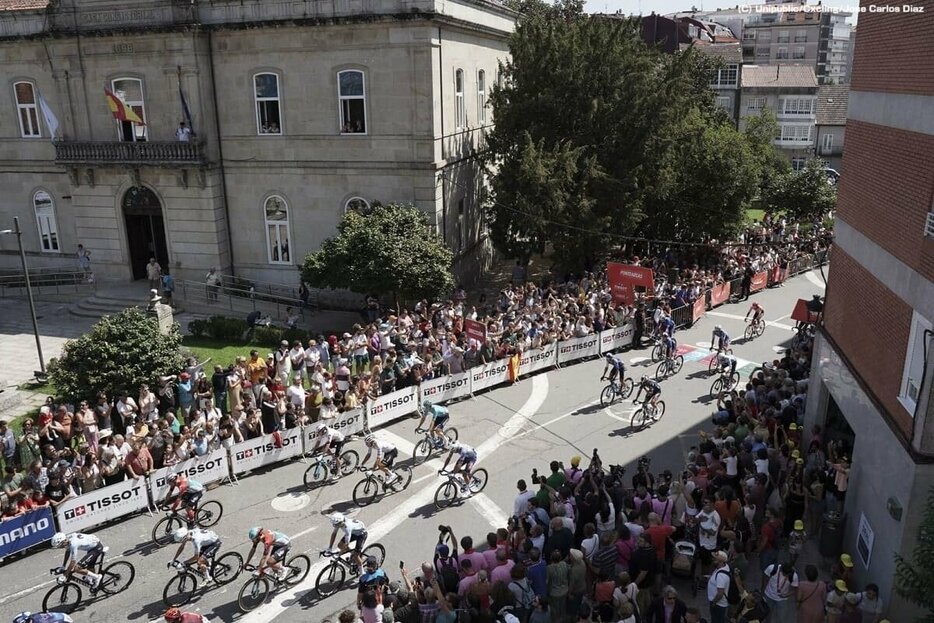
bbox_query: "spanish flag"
[105,88,145,125]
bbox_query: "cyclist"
[441,441,478,493]
[663,332,678,360]
[717,351,738,377]
[326,512,368,572]
[415,400,451,449]
[13,613,73,623]
[710,325,731,353]
[164,473,205,524]
[659,313,676,338]
[171,527,221,578]
[311,422,346,479]
[361,434,399,486]
[245,527,292,581]
[632,376,662,411]
[163,607,205,623]
[600,353,626,386]
[745,302,765,327]
[50,531,104,589]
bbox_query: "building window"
[777,30,790,43]
[477,70,487,124]
[791,157,807,171]
[900,311,933,415]
[756,48,771,58]
[793,46,806,59]
[779,124,812,143]
[781,98,814,115]
[711,64,738,87]
[33,190,59,252]
[716,96,731,110]
[13,81,41,138]
[742,31,756,41]
[821,133,834,154]
[455,69,466,130]
[254,73,282,135]
[777,47,789,59]
[345,196,371,214]
[264,195,291,264]
[338,70,367,135]
[111,78,147,141]
[795,29,808,42]
[746,97,766,112]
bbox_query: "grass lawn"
[182,336,256,368]
[746,208,765,223]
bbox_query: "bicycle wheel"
[469,468,489,493]
[393,466,413,490]
[621,377,634,399]
[413,438,433,465]
[672,356,684,374]
[163,572,197,607]
[352,477,379,507]
[707,356,719,375]
[654,361,668,381]
[710,377,724,398]
[285,554,311,585]
[755,321,765,337]
[212,551,244,585]
[651,343,662,362]
[152,515,184,547]
[339,449,360,475]
[100,560,136,594]
[599,384,616,408]
[434,481,458,510]
[654,401,666,421]
[362,544,386,566]
[238,577,271,612]
[630,408,646,430]
[315,562,346,598]
[43,583,82,614]
[744,324,754,340]
[196,501,223,527]
[729,372,740,389]
[304,461,328,489]
[445,427,459,443]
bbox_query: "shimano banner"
[519,343,557,377]
[0,507,55,557]
[303,408,366,452]
[148,447,230,503]
[557,334,600,365]
[599,323,634,354]
[470,359,510,393]
[229,430,304,475]
[368,386,419,429]
[420,372,472,404]
[56,478,149,533]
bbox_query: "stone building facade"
[0,0,513,286]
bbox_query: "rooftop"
[741,64,818,88]
[0,0,47,10]
[816,84,849,125]
[693,40,743,63]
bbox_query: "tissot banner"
[367,386,418,428]
[420,372,472,404]
[599,323,635,354]
[519,343,557,377]
[557,334,600,364]
[229,430,303,475]
[470,360,510,392]
[148,447,229,503]
[303,408,366,452]
[57,478,149,533]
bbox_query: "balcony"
[819,146,843,157]
[54,141,207,167]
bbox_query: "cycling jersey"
[359,568,388,591]
[260,530,290,552]
[607,357,625,372]
[451,442,476,456]
[371,441,396,461]
[28,615,74,623]
[314,428,344,449]
[339,518,367,544]
[428,405,450,422]
[66,533,101,559]
[641,380,661,394]
[176,477,204,494]
[189,529,220,556]
[661,318,675,337]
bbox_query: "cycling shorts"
[350,529,368,552]
[381,448,398,467]
[78,544,104,568]
[457,453,477,469]
[432,413,449,429]
[201,540,221,559]
[182,490,203,508]
[269,543,290,562]
[329,439,345,455]
[645,387,661,399]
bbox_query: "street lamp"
[1,217,46,376]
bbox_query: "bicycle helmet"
[714,325,722,332]
[51,532,67,548]
[422,399,433,410]
[248,527,262,540]
[364,434,376,445]
[328,512,346,526]
[315,422,328,436]
[604,353,613,361]
[166,473,180,484]
[12,613,32,623]
[640,375,648,383]
[172,527,189,543]
[164,608,182,621]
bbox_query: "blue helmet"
[248,527,262,540]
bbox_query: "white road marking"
[706,311,794,331]
[513,400,599,439]
[239,374,551,623]
[629,356,649,364]
[805,269,827,289]
[470,493,510,528]
[271,492,311,512]
[602,406,636,423]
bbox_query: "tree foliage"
[761,158,837,221]
[895,487,934,623]
[486,10,777,268]
[48,307,184,402]
[300,203,455,304]
[743,110,791,194]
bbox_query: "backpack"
[438,558,460,594]
[509,580,534,622]
[716,567,742,605]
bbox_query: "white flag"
[37,91,60,141]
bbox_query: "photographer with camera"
[434,525,461,595]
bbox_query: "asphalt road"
[0,268,827,623]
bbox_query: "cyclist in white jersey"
[311,423,346,478]
[171,527,221,577]
[441,441,478,492]
[50,532,103,588]
[326,512,368,571]
[362,434,399,486]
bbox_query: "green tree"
[300,202,455,305]
[48,307,184,401]
[895,487,934,623]
[761,158,836,221]
[743,110,791,194]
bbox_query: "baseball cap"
[180,372,191,380]
[436,544,450,557]
[794,520,805,531]
[835,580,848,592]
[840,553,854,567]
[570,456,581,467]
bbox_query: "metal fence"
[217,273,364,311]
[0,270,91,298]
[175,279,308,322]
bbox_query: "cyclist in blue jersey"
[600,353,626,385]
[13,614,73,623]
[416,400,451,448]
[356,556,388,606]
[663,333,678,360]
[710,325,731,352]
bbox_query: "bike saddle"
[102,546,110,553]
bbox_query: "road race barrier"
[56,477,150,533]
[229,429,304,476]
[670,304,693,329]
[692,296,706,324]
[710,282,731,307]
[469,359,511,392]
[519,343,558,377]
[147,447,230,504]
[768,266,787,287]
[0,507,56,558]
[750,271,769,293]
[598,322,635,353]
[310,407,366,441]
[557,333,600,365]
[420,371,473,404]
[367,385,419,429]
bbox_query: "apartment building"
[815,84,849,172]
[0,0,512,284]
[802,0,934,617]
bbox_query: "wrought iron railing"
[54,141,206,166]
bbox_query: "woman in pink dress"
[797,564,828,623]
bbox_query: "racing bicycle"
[654,353,684,381]
[744,317,766,340]
[162,551,244,606]
[302,447,360,489]
[315,544,387,598]
[707,347,734,375]
[630,398,666,430]
[599,376,634,407]
[710,369,741,398]
[237,555,312,612]
[650,337,667,362]
[434,467,489,510]
[352,465,413,507]
[43,556,136,613]
[152,499,224,547]
[413,426,459,465]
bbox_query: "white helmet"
[328,512,346,526]
[714,325,722,332]
[172,527,189,543]
[51,532,67,548]
[364,434,376,445]
[315,423,328,436]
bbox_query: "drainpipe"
[207,29,236,275]
[438,26,448,246]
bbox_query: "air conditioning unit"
[926,211,934,238]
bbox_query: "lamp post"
[0,217,45,374]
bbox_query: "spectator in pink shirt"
[457,535,487,574]
[457,558,480,596]
[482,533,501,570]
[490,548,516,585]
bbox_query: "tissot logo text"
[64,486,143,519]
[560,338,597,354]
[372,393,415,413]
[235,435,299,460]
[521,351,551,365]
[156,459,224,486]
[424,377,469,395]
[473,364,507,380]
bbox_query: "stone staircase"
[68,284,183,319]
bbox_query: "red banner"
[710,283,730,307]
[607,263,655,304]
[750,271,768,293]
[769,266,786,285]
[791,299,823,324]
[692,296,706,323]
[464,319,487,344]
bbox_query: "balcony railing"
[54,140,207,167]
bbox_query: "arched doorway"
[122,186,169,280]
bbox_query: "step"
[68,299,183,319]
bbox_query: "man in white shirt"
[286,377,306,410]
[513,479,535,518]
[274,341,292,385]
[696,497,721,557]
[203,398,222,426]
[707,550,730,623]
[763,561,799,622]
[304,340,320,375]
[116,391,139,434]
[175,121,192,142]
